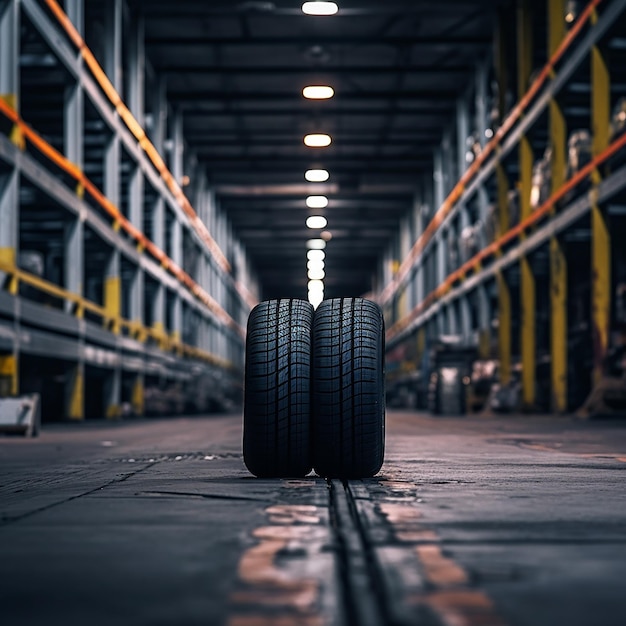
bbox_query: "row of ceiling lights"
[300,3,338,306]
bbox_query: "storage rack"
[379,0,626,413]
[0,0,258,419]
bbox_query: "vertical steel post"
[0,0,19,397]
[590,10,611,384]
[128,8,145,347]
[434,149,446,335]
[497,272,512,384]
[103,0,122,418]
[63,5,85,417]
[518,0,535,409]
[170,111,184,344]
[151,80,167,338]
[548,0,568,412]
[0,0,19,298]
[151,198,166,337]
[494,9,510,385]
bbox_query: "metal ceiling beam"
[145,35,489,46]
[159,65,471,75]
[183,106,453,117]
[188,137,439,148]
[168,90,459,102]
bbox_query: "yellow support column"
[0,354,18,396]
[518,0,535,410]
[549,0,568,412]
[0,247,18,295]
[104,275,121,334]
[497,272,512,385]
[67,364,84,420]
[493,7,512,387]
[132,374,144,416]
[496,164,509,237]
[591,12,611,384]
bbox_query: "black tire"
[312,298,385,478]
[243,299,313,477]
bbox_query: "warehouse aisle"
[1,412,625,626]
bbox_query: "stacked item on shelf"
[530,146,553,211]
[458,222,482,264]
[562,129,593,206]
[484,203,499,244]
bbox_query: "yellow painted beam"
[550,237,567,411]
[0,247,18,294]
[67,365,84,420]
[0,94,24,149]
[517,0,532,102]
[591,32,611,384]
[398,287,408,320]
[132,375,144,416]
[106,403,120,419]
[549,0,568,413]
[0,354,18,396]
[497,272,511,385]
[548,0,565,57]
[517,0,535,409]
[104,275,121,334]
[496,164,509,236]
[520,258,535,409]
[478,329,490,360]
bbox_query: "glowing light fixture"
[308,267,325,280]
[306,238,326,250]
[306,195,328,209]
[307,249,325,262]
[306,215,328,229]
[305,169,330,182]
[321,230,333,241]
[308,290,324,308]
[303,85,335,100]
[308,279,324,292]
[304,133,332,147]
[302,2,338,16]
[307,260,325,272]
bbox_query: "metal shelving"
[0,0,258,420]
[380,0,626,414]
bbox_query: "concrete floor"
[1,410,625,626]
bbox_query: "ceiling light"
[308,290,324,309]
[307,260,325,272]
[306,215,328,229]
[303,85,334,100]
[306,238,326,250]
[307,249,325,261]
[321,230,333,241]
[305,169,330,182]
[304,133,332,147]
[308,267,325,280]
[306,195,328,209]
[308,279,324,292]
[302,2,338,16]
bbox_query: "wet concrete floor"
[1,410,625,626]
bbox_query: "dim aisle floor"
[1,411,625,626]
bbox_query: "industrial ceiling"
[126,0,503,301]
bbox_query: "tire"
[312,298,385,478]
[243,299,313,477]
